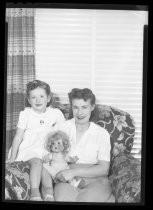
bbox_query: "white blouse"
[57,118,111,164]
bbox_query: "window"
[35,8,148,161]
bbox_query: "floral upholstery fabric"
[5,104,141,202]
[5,161,30,200]
[109,152,141,202]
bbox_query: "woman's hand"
[55,169,74,182]
[67,156,79,164]
[43,154,51,163]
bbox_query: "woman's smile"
[35,104,42,106]
[71,98,95,126]
[77,115,86,120]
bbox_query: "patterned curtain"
[5,8,36,157]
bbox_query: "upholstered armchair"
[5,104,141,202]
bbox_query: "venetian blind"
[35,9,148,161]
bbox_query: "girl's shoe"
[30,196,43,201]
[44,194,54,201]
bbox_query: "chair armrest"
[109,152,141,203]
[5,161,30,200]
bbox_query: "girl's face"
[28,87,51,113]
[72,98,95,126]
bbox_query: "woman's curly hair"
[68,88,96,106]
[44,130,70,153]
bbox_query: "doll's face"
[51,139,64,153]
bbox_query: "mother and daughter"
[7,79,115,202]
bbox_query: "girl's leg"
[41,167,54,201]
[28,158,43,200]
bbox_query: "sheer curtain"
[5,8,36,157]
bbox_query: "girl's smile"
[28,87,51,114]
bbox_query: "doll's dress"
[43,153,69,178]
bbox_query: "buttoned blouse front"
[57,118,111,164]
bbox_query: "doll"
[42,130,84,200]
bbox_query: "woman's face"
[71,98,95,125]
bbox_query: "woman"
[54,88,115,202]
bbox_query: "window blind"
[35,8,148,161]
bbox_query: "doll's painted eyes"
[51,141,61,146]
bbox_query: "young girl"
[6,80,65,201]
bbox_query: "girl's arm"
[7,127,25,163]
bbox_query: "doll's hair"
[68,88,96,106]
[25,80,53,107]
[44,130,70,153]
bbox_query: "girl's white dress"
[8,107,65,161]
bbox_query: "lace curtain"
[5,8,36,156]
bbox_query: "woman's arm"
[6,127,24,163]
[72,160,110,177]
[43,153,52,163]
[55,160,110,182]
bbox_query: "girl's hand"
[6,158,15,164]
[55,169,74,182]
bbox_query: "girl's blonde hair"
[44,130,70,153]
